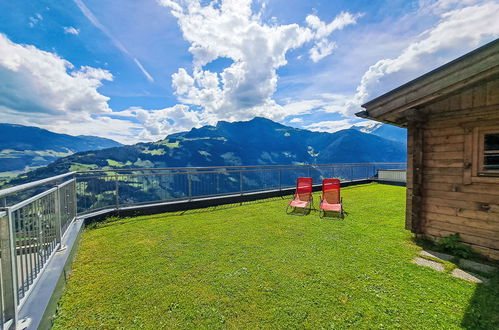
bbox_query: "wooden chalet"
[357,39,499,260]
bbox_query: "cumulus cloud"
[0,33,112,115]
[115,105,205,141]
[345,1,499,115]
[0,33,142,144]
[160,0,359,128]
[64,26,80,35]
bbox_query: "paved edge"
[413,257,445,272]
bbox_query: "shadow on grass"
[461,272,499,329]
[412,237,499,328]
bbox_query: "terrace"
[0,163,497,329]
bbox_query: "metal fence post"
[73,179,78,216]
[239,171,243,195]
[187,174,192,200]
[54,188,62,249]
[278,169,281,191]
[0,209,19,329]
[115,177,119,207]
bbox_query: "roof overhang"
[357,38,499,127]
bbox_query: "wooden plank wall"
[415,79,499,260]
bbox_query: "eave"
[357,38,499,126]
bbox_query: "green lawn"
[53,183,498,329]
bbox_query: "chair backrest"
[295,177,313,201]
[322,178,340,204]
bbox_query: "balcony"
[1,163,497,329]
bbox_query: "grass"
[53,183,498,329]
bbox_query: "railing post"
[278,169,281,191]
[239,171,243,195]
[216,172,220,194]
[73,179,78,216]
[54,187,62,249]
[115,177,119,208]
[1,197,6,208]
[187,174,192,200]
[307,165,311,178]
[0,209,19,329]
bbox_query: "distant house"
[357,39,499,260]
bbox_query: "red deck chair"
[286,177,313,215]
[319,178,343,219]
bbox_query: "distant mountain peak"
[217,116,285,128]
[350,121,406,143]
[351,122,383,134]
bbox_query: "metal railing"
[0,162,405,329]
[73,163,406,214]
[378,169,407,182]
[0,176,77,329]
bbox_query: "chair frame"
[319,178,343,219]
[286,177,314,216]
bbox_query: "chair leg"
[287,204,311,216]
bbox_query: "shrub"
[437,233,473,259]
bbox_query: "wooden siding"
[407,79,499,260]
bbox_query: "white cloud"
[306,11,361,62]
[113,105,205,141]
[309,39,336,63]
[289,118,303,123]
[345,1,499,115]
[281,99,326,117]
[64,26,80,35]
[73,0,154,82]
[28,13,43,28]
[0,33,112,115]
[303,119,356,133]
[159,0,358,130]
[0,33,142,144]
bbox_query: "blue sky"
[0,0,498,143]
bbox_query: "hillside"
[8,118,406,185]
[0,123,122,178]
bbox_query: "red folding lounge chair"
[319,178,343,219]
[286,177,313,216]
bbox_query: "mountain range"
[0,123,122,179]
[5,117,406,185]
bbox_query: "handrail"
[9,187,58,212]
[77,164,405,180]
[76,162,406,174]
[0,172,76,199]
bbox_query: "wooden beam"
[406,118,425,233]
